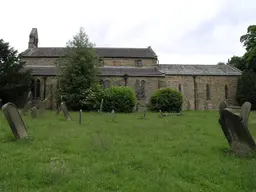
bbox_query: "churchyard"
[0,102,256,191]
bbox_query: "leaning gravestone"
[56,96,63,115]
[2,102,28,139]
[31,106,37,119]
[60,102,71,121]
[218,101,256,156]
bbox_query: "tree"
[0,39,32,104]
[217,62,225,65]
[56,27,100,110]
[240,25,256,71]
[236,69,256,109]
[227,55,246,71]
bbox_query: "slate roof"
[24,66,165,77]
[158,64,242,76]
[20,47,157,59]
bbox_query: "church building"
[21,28,242,110]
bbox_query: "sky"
[0,0,255,64]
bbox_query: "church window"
[206,84,211,100]
[225,85,228,99]
[135,60,142,67]
[140,80,146,99]
[35,79,41,98]
[178,84,182,93]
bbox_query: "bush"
[149,88,183,112]
[103,86,136,113]
[236,69,256,109]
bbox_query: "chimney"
[28,28,38,48]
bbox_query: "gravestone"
[56,95,63,115]
[38,99,47,116]
[99,99,104,113]
[22,101,33,115]
[218,101,256,156]
[2,102,28,139]
[31,106,37,119]
[79,109,82,124]
[111,110,116,121]
[61,102,71,121]
[28,91,32,101]
[240,102,251,129]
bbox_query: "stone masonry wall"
[165,75,239,110]
[23,57,157,67]
[102,58,157,67]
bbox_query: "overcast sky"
[1,0,255,64]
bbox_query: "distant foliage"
[227,56,246,71]
[236,69,256,109]
[103,86,136,113]
[81,83,105,111]
[0,39,32,104]
[149,88,183,112]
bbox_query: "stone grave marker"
[218,101,256,156]
[56,95,63,115]
[61,102,71,121]
[240,102,251,129]
[22,101,33,115]
[31,106,37,119]
[111,109,116,121]
[79,109,82,124]
[99,99,104,113]
[2,102,28,139]
[38,99,47,116]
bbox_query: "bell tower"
[28,28,38,48]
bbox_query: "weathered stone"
[31,106,37,119]
[38,99,47,116]
[240,102,251,129]
[2,102,28,139]
[218,101,255,156]
[99,99,104,113]
[22,101,33,115]
[79,109,82,124]
[61,102,71,121]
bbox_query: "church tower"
[28,28,38,48]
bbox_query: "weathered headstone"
[2,102,28,139]
[56,95,63,115]
[218,101,256,156]
[61,102,71,121]
[38,99,47,116]
[79,109,82,124]
[28,91,32,101]
[111,109,116,121]
[99,99,104,113]
[31,106,37,119]
[22,101,33,115]
[240,102,251,129]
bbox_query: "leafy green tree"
[56,27,100,110]
[240,25,256,72]
[227,55,246,71]
[217,62,225,65]
[0,39,32,104]
[236,69,256,109]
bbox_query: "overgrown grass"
[0,110,256,191]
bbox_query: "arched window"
[135,79,140,99]
[140,80,146,99]
[178,84,182,93]
[31,79,35,97]
[36,79,41,98]
[225,85,228,100]
[206,84,211,100]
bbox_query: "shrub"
[236,69,256,109]
[103,86,136,113]
[149,88,183,112]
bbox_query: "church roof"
[20,47,158,59]
[158,64,242,76]
[24,66,165,77]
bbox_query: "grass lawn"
[0,110,256,192]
